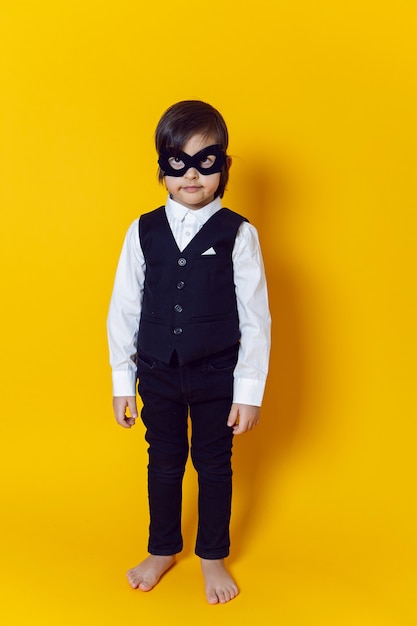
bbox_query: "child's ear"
[226,156,232,169]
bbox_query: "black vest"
[137,206,248,365]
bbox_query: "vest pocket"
[141,313,167,324]
[191,312,232,323]
[136,353,157,369]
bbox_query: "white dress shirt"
[107,195,271,406]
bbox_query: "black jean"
[137,344,238,560]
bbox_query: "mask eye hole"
[199,154,216,169]
[167,156,185,171]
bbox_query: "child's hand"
[113,396,138,428]
[227,403,260,435]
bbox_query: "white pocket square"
[201,247,216,255]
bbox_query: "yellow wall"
[1,1,416,624]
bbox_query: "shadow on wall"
[231,152,313,557]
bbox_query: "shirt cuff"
[112,370,137,397]
[233,377,266,407]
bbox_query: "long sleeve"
[232,222,271,406]
[107,219,145,396]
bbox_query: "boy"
[107,100,271,604]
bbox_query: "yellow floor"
[1,400,415,625]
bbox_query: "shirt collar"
[165,195,223,226]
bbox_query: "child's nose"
[184,167,198,179]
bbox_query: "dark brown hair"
[155,100,230,198]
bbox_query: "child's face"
[164,134,222,210]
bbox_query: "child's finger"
[126,398,138,419]
[116,415,131,428]
[227,405,239,427]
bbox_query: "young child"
[107,100,271,604]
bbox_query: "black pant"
[137,344,238,560]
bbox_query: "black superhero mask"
[158,144,226,177]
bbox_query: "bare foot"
[127,554,176,591]
[200,558,239,604]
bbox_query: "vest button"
[176,281,185,289]
[178,257,187,266]
[173,327,183,335]
[174,304,183,313]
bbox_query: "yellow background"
[1,1,416,624]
